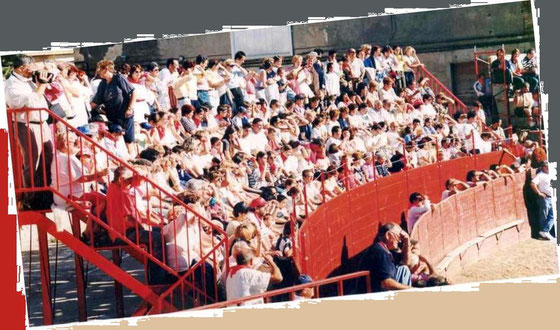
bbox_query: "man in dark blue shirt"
[358,222,412,292]
[91,60,137,152]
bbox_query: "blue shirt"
[92,73,135,122]
[359,242,398,292]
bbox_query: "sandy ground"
[451,238,559,284]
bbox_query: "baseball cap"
[77,124,98,136]
[108,124,124,134]
[140,122,153,130]
[249,197,267,209]
[297,274,313,285]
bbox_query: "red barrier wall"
[409,172,528,265]
[297,151,519,280]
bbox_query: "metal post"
[302,182,309,218]
[71,211,87,322]
[112,249,125,318]
[501,44,511,127]
[474,46,478,78]
[320,171,326,202]
[472,133,478,169]
[37,226,53,325]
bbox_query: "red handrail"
[191,270,371,310]
[8,107,230,312]
[414,66,469,115]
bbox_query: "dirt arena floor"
[451,238,559,284]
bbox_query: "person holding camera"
[5,55,54,209]
[358,222,412,292]
[91,60,139,156]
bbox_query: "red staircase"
[9,108,230,324]
[414,66,469,115]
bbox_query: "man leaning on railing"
[5,55,54,210]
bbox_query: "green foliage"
[1,55,15,79]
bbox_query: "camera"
[31,70,54,84]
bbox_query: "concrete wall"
[74,1,535,101]
[76,32,232,72]
[418,41,535,103]
[291,1,533,54]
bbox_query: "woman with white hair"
[50,131,108,207]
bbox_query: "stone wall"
[74,1,535,100]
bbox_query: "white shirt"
[350,58,364,78]
[51,151,85,206]
[163,213,201,272]
[158,68,178,109]
[128,79,151,124]
[407,200,431,232]
[477,109,486,124]
[226,267,271,305]
[325,72,341,96]
[479,139,493,154]
[403,55,417,72]
[102,136,131,161]
[228,66,246,89]
[441,190,452,201]
[4,72,49,123]
[326,59,342,76]
[379,87,398,103]
[532,171,552,197]
[420,103,437,120]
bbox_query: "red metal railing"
[191,271,371,310]
[414,66,469,116]
[8,108,229,318]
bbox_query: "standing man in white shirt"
[229,51,248,114]
[158,58,179,110]
[5,55,54,209]
[347,48,365,83]
[531,163,555,241]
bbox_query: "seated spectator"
[465,170,492,187]
[521,48,539,92]
[358,222,412,292]
[225,248,283,305]
[441,178,470,200]
[374,153,391,177]
[407,192,432,232]
[106,166,166,284]
[490,48,514,87]
[293,274,315,300]
[473,73,493,115]
[513,83,533,117]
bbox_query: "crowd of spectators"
[3,43,547,303]
[476,47,541,121]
